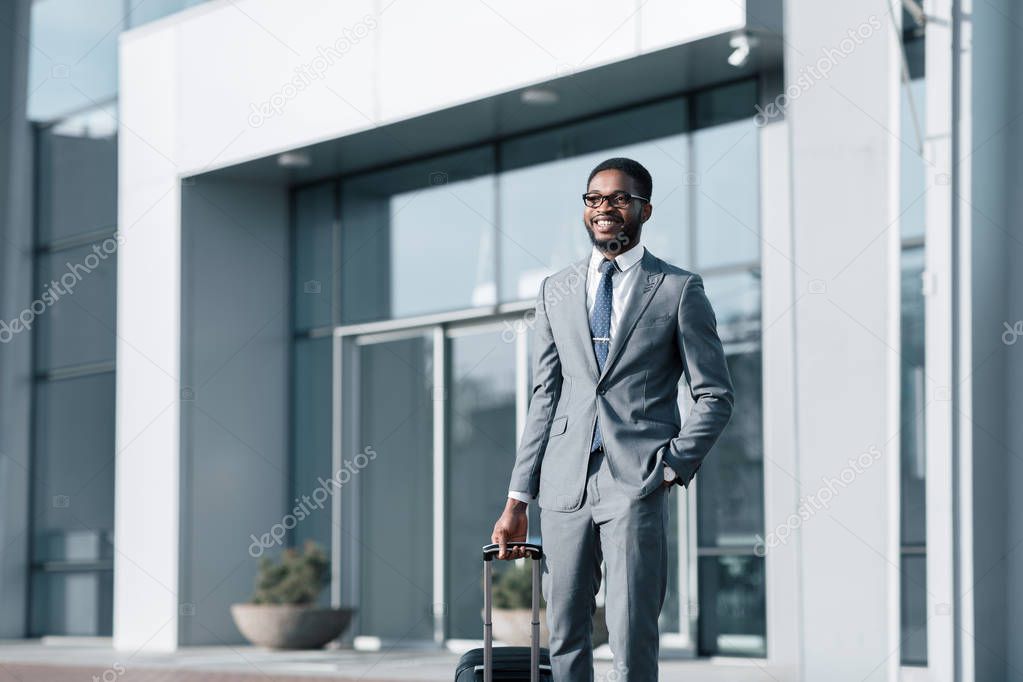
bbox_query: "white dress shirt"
[508,244,674,505]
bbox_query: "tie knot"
[599,259,617,276]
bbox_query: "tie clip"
[591,336,611,342]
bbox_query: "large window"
[689,84,764,657]
[27,0,209,122]
[899,76,927,666]
[290,81,764,654]
[339,148,497,323]
[29,104,118,636]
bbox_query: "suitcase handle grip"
[482,542,543,561]
[481,542,543,682]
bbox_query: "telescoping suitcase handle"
[481,543,544,682]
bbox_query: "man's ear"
[641,202,653,223]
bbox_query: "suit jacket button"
[597,387,606,395]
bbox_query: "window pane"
[499,97,690,301]
[290,336,333,567]
[340,147,496,323]
[37,106,118,244]
[353,336,434,639]
[445,327,517,638]
[901,553,928,665]
[697,555,766,657]
[128,0,209,28]
[35,241,118,371]
[703,270,761,347]
[900,79,927,240]
[696,351,763,549]
[293,183,336,331]
[900,247,926,546]
[32,373,116,559]
[696,272,762,548]
[693,119,759,269]
[28,1,122,121]
[900,246,927,667]
[29,570,113,636]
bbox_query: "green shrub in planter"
[493,560,546,610]
[252,539,329,605]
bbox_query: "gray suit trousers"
[540,447,670,682]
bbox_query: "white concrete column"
[114,25,183,652]
[784,1,901,679]
[759,114,802,677]
[921,0,958,680]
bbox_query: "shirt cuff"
[508,490,532,504]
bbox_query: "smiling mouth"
[592,216,622,230]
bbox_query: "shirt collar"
[589,243,646,273]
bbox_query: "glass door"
[443,322,520,639]
[346,331,436,643]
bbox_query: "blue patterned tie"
[590,259,616,452]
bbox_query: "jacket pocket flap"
[637,312,673,327]
[549,416,568,436]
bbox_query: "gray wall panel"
[179,177,290,645]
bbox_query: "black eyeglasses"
[582,190,650,209]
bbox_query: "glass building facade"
[290,80,766,654]
[23,0,207,637]
[28,104,118,636]
[6,0,937,665]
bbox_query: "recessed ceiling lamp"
[277,151,311,168]
[520,87,560,106]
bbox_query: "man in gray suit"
[491,158,734,681]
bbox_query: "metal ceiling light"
[277,151,311,168]
[520,87,559,106]
[728,32,758,68]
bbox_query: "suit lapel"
[598,249,664,383]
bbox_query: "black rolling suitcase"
[454,542,552,682]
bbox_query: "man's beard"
[585,219,641,254]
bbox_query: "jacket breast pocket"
[636,312,673,328]
[549,416,568,437]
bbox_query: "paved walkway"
[0,639,787,681]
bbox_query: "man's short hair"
[587,157,653,201]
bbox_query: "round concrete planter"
[489,607,607,647]
[231,603,354,649]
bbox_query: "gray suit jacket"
[507,247,735,512]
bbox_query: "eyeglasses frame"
[581,190,651,209]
